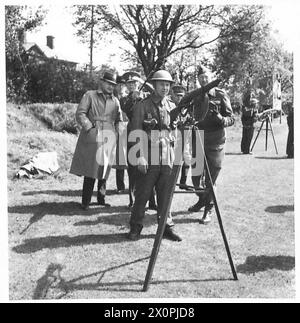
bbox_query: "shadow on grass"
[225,152,245,156]
[22,189,119,197]
[8,202,131,235]
[237,255,295,275]
[13,233,155,254]
[60,277,235,294]
[42,257,234,297]
[254,156,288,160]
[33,263,64,300]
[265,205,294,214]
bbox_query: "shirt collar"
[97,89,113,99]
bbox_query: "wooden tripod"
[251,114,278,154]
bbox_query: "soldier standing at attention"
[127,70,182,242]
[188,65,234,224]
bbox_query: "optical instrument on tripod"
[250,108,279,154]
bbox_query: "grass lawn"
[7,105,294,300]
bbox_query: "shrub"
[26,103,80,134]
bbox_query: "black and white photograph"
[1,0,298,303]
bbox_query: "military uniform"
[129,93,177,233]
[189,87,234,212]
[120,90,157,208]
[241,102,258,154]
[286,107,294,158]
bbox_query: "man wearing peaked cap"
[171,84,186,106]
[120,70,157,210]
[122,71,142,83]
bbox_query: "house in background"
[22,32,78,70]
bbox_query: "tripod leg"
[201,141,238,281]
[268,116,279,154]
[250,120,264,152]
[143,163,182,292]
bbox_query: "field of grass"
[7,103,294,300]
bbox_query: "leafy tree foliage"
[72,5,105,77]
[211,6,293,105]
[84,5,258,76]
[5,6,46,102]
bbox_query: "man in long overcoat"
[70,71,122,209]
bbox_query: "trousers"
[192,128,226,204]
[82,177,106,206]
[241,126,254,153]
[130,165,174,228]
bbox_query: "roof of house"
[24,42,78,65]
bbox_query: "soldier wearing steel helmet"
[127,70,182,242]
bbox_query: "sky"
[24,1,300,73]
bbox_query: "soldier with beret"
[70,71,122,210]
[188,65,235,224]
[127,70,182,242]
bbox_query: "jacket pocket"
[85,127,98,143]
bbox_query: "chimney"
[46,35,54,49]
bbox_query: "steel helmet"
[151,70,174,83]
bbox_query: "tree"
[211,6,293,105]
[5,5,46,102]
[90,5,264,76]
[72,5,104,78]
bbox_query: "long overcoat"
[70,90,122,179]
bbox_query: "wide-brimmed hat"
[151,70,174,83]
[101,71,117,85]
